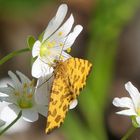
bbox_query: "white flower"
[0,119,5,127]
[0,102,7,127]
[113,81,140,127]
[0,71,48,122]
[32,4,83,78]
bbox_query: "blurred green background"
[1,0,140,140]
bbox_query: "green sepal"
[27,35,36,50]
[38,31,45,42]
[131,116,139,128]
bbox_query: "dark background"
[1,0,140,139]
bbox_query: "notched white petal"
[0,105,20,123]
[32,40,41,58]
[0,119,6,127]
[49,14,74,42]
[112,97,133,109]
[64,25,83,50]
[22,109,38,122]
[32,58,42,78]
[32,58,53,78]
[35,75,53,105]
[43,4,68,41]
[8,104,20,115]
[61,51,71,60]
[36,105,48,117]
[16,71,31,84]
[116,109,137,116]
[125,81,140,109]
[0,87,13,95]
[8,71,21,90]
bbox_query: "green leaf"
[38,31,45,42]
[27,35,36,50]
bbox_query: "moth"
[46,57,92,133]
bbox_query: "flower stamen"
[58,31,63,36]
[66,48,71,53]
[59,43,63,47]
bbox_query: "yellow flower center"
[16,80,35,109]
[19,99,32,108]
[40,43,48,57]
[40,41,56,57]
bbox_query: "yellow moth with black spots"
[46,57,92,133]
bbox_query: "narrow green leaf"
[38,31,45,42]
[27,35,36,50]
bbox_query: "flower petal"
[125,81,140,109]
[49,14,74,42]
[69,99,78,109]
[1,95,17,104]
[116,109,136,116]
[31,58,53,78]
[32,40,41,58]
[0,119,6,127]
[8,104,20,115]
[61,51,71,60]
[16,71,31,84]
[36,105,48,117]
[0,102,9,112]
[0,104,20,123]
[22,108,38,122]
[43,4,68,41]
[0,87,13,96]
[35,74,53,105]
[8,71,21,90]
[112,97,134,109]
[63,25,83,50]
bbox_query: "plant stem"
[0,111,22,136]
[0,48,30,66]
[121,127,136,140]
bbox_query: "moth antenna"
[37,73,54,88]
[39,57,53,66]
[58,36,69,61]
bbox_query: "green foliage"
[131,116,139,128]
[38,31,45,42]
[63,0,140,140]
[27,36,36,50]
[0,0,52,17]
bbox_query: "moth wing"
[46,70,72,134]
[64,57,92,97]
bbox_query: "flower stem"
[0,111,22,136]
[0,48,30,66]
[121,127,136,140]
